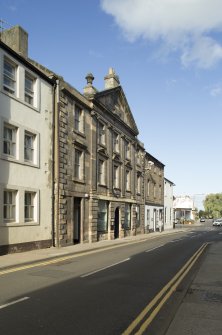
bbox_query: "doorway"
[114,207,120,239]
[73,197,81,244]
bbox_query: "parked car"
[213,219,222,227]
[200,217,205,222]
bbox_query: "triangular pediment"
[94,87,139,135]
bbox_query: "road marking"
[145,244,165,252]
[169,239,183,243]
[122,242,208,335]
[0,239,156,277]
[0,297,29,310]
[80,258,130,278]
[0,231,186,277]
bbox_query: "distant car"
[213,219,222,227]
[200,217,205,222]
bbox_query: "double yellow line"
[122,242,208,335]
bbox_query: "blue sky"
[1,0,222,199]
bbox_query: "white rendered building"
[0,26,54,253]
[164,178,175,229]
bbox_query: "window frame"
[97,200,108,232]
[137,174,141,194]
[113,164,120,189]
[24,131,35,163]
[3,189,17,223]
[125,140,131,160]
[74,148,84,180]
[124,203,131,229]
[98,121,106,146]
[3,123,17,158]
[24,191,36,222]
[98,159,106,185]
[25,71,35,105]
[3,57,17,95]
[125,169,131,191]
[113,131,119,153]
[74,104,84,133]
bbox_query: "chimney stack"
[0,25,28,58]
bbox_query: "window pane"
[25,192,35,222]
[25,73,34,105]
[24,133,34,162]
[3,190,16,222]
[98,201,108,232]
[124,204,131,229]
[74,106,82,131]
[3,125,16,157]
[3,59,16,94]
[74,150,83,179]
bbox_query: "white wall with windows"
[164,178,175,229]
[144,205,164,232]
[0,46,53,248]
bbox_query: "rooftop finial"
[85,73,94,86]
[104,67,120,89]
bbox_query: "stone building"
[83,68,145,242]
[0,24,169,253]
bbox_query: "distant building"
[144,153,165,232]
[173,196,195,222]
[164,178,175,229]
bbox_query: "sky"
[1,0,222,200]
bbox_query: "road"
[0,221,221,334]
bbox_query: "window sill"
[73,129,86,138]
[98,183,108,189]
[72,178,86,185]
[1,155,39,168]
[1,221,40,227]
[2,90,40,112]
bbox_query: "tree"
[198,209,206,218]
[203,193,222,218]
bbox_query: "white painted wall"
[164,179,174,229]
[0,47,53,246]
[145,205,164,232]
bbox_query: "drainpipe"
[50,76,59,247]
[51,80,56,247]
[55,79,60,248]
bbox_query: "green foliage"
[203,193,222,218]
[198,210,206,218]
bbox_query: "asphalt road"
[0,222,221,335]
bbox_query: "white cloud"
[101,0,222,68]
[210,83,222,96]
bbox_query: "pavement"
[0,225,222,334]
